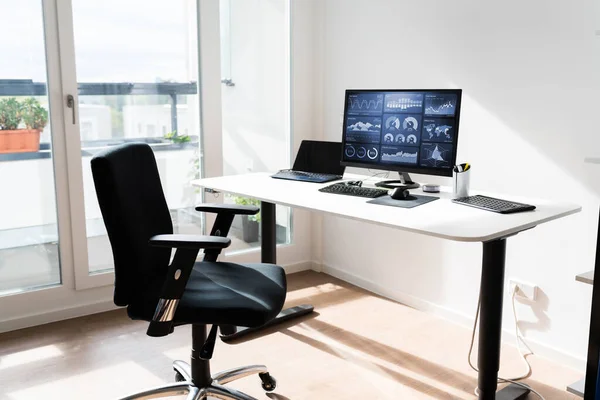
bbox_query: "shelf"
[577,271,594,285]
[567,377,585,398]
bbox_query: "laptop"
[271,140,345,183]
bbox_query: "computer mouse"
[390,187,410,200]
[343,180,362,187]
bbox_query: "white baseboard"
[0,260,313,335]
[284,260,313,275]
[0,300,118,334]
[319,263,586,372]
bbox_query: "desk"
[192,172,580,400]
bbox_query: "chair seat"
[128,262,287,328]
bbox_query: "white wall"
[316,0,600,369]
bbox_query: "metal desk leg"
[477,239,530,400]
[220,201,314,342]
[583,207,600,399]
[261,200,277,264]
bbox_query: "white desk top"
[192,173,581,243]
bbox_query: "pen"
[454,163,471,173]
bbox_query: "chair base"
[118,362,272,400]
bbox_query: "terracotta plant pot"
[0,129,41,154]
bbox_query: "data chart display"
[342,89,461,174]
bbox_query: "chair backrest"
[91,143,173,306]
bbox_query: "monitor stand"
[374,172,420,190]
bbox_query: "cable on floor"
[467,286,546,400]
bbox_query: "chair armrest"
[146,234,229,337]
[195,203,259,215]
[149,234,231,250]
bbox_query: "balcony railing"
[0,79,199,162]
[0,79,197,136]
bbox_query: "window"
[71,0,204,274]
[219,0,292,252]
[0,0,61,295]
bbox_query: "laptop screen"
[292,140,345,175]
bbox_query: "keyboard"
[319,183,388,198]
[271,170,342,183]
[452,195,536,214]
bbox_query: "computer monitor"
[341,89,462,188]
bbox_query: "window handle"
[66,94,76,124]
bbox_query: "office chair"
[91,143,287,400]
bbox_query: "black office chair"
[91,143,287,400]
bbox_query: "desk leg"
[261,200,277,264]
[220,201,314,342]
[478,239,530,400]
[583,207,600,399]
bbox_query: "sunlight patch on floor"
[0,344,62,370]
[286,282,346,300]
[289,323,474,399]
[7,361,165,400]
[163,346,190,362]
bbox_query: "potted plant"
[233,196,261,243]
[164,130,191,148]
[0,97,47,154]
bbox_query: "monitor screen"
[341,89,462,177]
[292,140,345,175]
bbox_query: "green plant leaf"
[0,97,23,130]
[231,196,261,222]
[164,130,191,144]
[21,97,48,130]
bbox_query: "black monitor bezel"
[340,88,462,178]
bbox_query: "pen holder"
[453,168,470,198]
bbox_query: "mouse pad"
[367,194,439,209]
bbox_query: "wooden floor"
[0,271,581,400]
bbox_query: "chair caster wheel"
[259,372,276,392]
[175,372,186,382]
